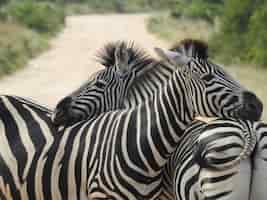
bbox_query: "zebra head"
[52,42,141,127]
[155,39,263,121]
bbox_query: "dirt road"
[0,14,167,108]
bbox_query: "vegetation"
[210,0,267,66]
[0,0,65,77]
[64,0,175,14]
[1,1,65,34]
[147,14,213,42]
[0,22,48,76]
[171,0,224,23]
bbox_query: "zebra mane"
[170,39,209,60]
[13,95,53,114]
[96,41,155,70]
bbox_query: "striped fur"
[0,40,264,199]
[161,119,267,200]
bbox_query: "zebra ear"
[154,48,191,66]
[114,43,130,75]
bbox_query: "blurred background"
[0,0,266,119]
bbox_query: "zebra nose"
[52,96,73,126]
[239,91,263,121]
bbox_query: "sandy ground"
[0,14,167,108]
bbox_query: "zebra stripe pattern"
[161,119,267,200]
[1,96,266,200]
[52,42,145,127]
[54,39,263,127]
[0,40,264,199]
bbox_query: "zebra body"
[1,96,266,200]
[161,119,267,200]
[0,40,264,199]
[0,62,197,199]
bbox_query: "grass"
[64,3,96,15]
[147,13,267,121]
[64,2,154,15]
[0,1,65,77]
[0,22,49,77]
[146,13,214,43]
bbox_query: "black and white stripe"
[52,41,144,127]
[161,119,267,200]
[55,39,262,127]
[0,40,264,199]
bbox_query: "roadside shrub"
[3,1,65,34]
[0,22,48,76]
[209,0,267,67]
[246,2,267,66]
[65,0,175,14]
[64,3,94,15]
[171,0,223,23]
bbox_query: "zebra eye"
[95,80,107,89]
[201,74,214,82]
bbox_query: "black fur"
[170,39,209,59]
[96,41,155,69]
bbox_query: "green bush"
[0,22,48,76]
[2,1,65,34]
[246,2,267,66]
[65,0,176,14]
[209,0,267,67]
[171,0,223,23]
[0,1,65,77]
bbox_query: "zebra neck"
[123,61,176,108]
[157,70,195,130]
[135,71,195,169]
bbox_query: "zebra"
[0,40,263,199]
[52,39,263,128]
[160,118,267,200]
[52,41,148,127]
[250,121,267,200]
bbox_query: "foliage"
[147,14,181,41]
[0,22,48,76]
[64,0,176,14]
[209,0,267,67]
[1,1,65,34]
[0,0,65,77]
[147,13,213,43]
[171,0,224,23]
[246,1,267,66]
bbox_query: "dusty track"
[0,14,167,108]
